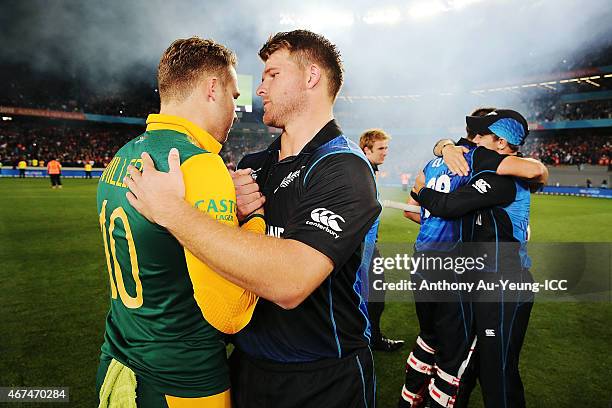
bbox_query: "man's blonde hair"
[158,37,237,102]
[359,129,391,151]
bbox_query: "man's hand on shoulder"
[231,168,265,222]
[442,144,470,177]
[124,148,188,227]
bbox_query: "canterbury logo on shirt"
[472,179,491,194]
[305,208,345,239]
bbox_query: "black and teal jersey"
[234,120,382,362]
[96,114,263,397]
[416,162,533,272]
[416,144,507,253]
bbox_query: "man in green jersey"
[95,37,265,408]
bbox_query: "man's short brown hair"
[259,30,344,100]
[158,37,237,102]
[359,129,391,151]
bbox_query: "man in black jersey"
[125,30,381,408]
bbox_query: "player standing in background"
[360,128,405,352]
[17,158,26,178]
[47,158,62,189]
[398,108,547,408]
[96,37,264,408]
[84,161,93,179]
[412,109,539,408]
[401,173,410,191]
[124,30,381,408]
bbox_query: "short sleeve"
[471,146,508,174]
[282,154,381,268]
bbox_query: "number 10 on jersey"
[99,200,143,309]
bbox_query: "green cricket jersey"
[96,114,264,397]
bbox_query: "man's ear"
[206,77,219,102]
[306,64,322,90]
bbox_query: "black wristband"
[410,189,420,202]
[240,213,265,226]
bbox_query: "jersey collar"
[146,113,222,154]
[266,119,343,156]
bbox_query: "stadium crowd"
[524,98,612,122]
[0,122,137,167]
[0,121,272,169]
[521,133,611,166]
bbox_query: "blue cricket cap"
[466,109,529,146]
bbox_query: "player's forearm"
[416,174,515,217]
[166,202,330,309]
[415,189,473,218]
[529,159,548,184]
[404,196,421,224]
[404,212,421,224]
[498,156,548,182]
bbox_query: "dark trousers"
[461,271,534,408]
[50,174,62,186]
[19,169,25,178]
[229,347,376,408]
[85,171,92,179]
[399,268,475,408]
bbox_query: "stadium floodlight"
[583,79,600,87]
[539,83,557,90]
[408,1,447,19]
[363,8,402,25]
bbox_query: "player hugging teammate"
[399,108,548,408]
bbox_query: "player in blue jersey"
[398,108,547,408]
[413,109,541,407]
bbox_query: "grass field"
[0,178,611,407]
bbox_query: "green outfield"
[0,178,610,407]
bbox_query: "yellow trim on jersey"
[165,390,230,408]
[146,114,222,154]
[181,151,263,335]
[241,216,266,234]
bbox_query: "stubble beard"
[263,90,306,129]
